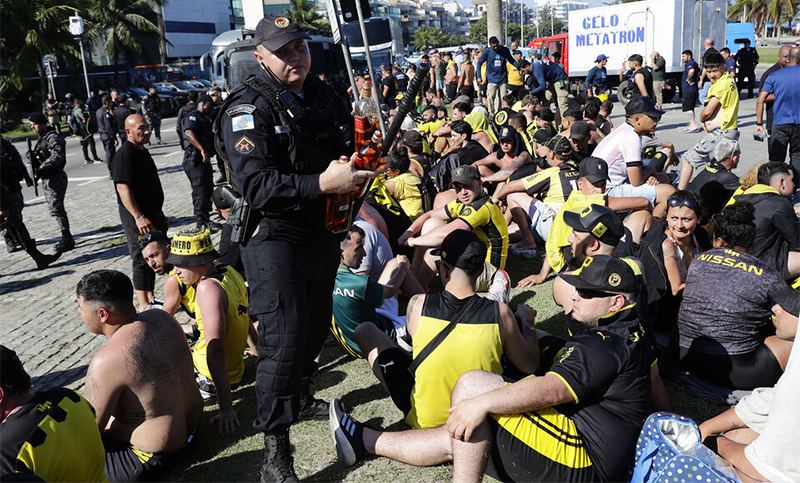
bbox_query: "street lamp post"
[69,13,91,98]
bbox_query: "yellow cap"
[166,227,219,266]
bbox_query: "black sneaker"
[329,398,367,467]
[298,395,328,421]
[260,432,298,483]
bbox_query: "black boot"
[12,223,60,270]
[260,432,298,483]
[55,230,75,252]
[298,377,328,421]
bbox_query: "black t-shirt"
[688,161,740,217]
[457,140,490,165]
[548,305,651,481]
[394,71,409,92]
[112,140,165,217]
[701,47,720,68]
[381,75,398,109]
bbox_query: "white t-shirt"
[354,218,393,281]
[735,321,800,483]
[592,122,643,188]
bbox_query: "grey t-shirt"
[353,218,392,280]
[677,247,786,355]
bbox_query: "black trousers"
[182,152,214,219]
[737,69,756,96]
[101,135,116,174]
[770,123,800,180]
[81,133,98,160]
[244,218,339,434]
[119,204,167,292]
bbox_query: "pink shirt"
[592,123,642,188]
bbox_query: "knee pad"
[372,348,414,415]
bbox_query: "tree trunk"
[36,49,47,115]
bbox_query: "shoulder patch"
[226,104,256,116]
[231,114,255,132]
[188,115,197,121]
[234,135,255,154]
[461,207,473,217]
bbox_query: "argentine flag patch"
[232,114,255,132]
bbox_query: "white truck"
[563,0,728,101]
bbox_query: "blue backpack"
[631,412,740,483]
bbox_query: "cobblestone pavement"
[1,117,208,391]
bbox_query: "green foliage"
[284,0,327,30]
[85,0,165,83]
[470,12,487,43]
[0,77,22,131]
[411,26,449,50]
[536,5,567,36]
[729,0,794,37]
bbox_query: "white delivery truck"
[565,0,727,101]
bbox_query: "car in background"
[191,78,213,88]
[156,80,206,94]
[153,85,190,109]
[126,86,181,117]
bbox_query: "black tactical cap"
[563,204,624,246]
[255,14,311,51]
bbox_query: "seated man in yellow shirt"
[384,149,429,221]
[167,227,250,432]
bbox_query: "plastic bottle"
[325,156,355,234]
[353,81,379,148]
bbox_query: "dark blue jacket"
[476,46,517,84]
[531,61,568,95]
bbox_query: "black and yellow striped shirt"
[444,192,509,269]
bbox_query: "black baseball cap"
[533,129,553,144]
[498,126,515,141]
[197,94,213,104]
[544,135,573,157]
[563,204,624,246]
[579,157,609,183]
[773,286,800,317]
[569,121,590,142]
[625,96,665,119]
[451,165,481,186]
[560,254,639,294]
[431,230,486,272]
[255,14,311,51]
[29,113,48,125]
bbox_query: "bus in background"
[201,29,347,93]
[341,17,403,68]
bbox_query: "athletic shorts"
[682,91,698,111]
[102,425,196,482]
[682,129,740,169]
[607,182,657,205]
[527,199,556,244]
[485,404,599,483]
[677,343,783,390]
[476,261,500,292]
[373,347,414,416]
[436,79,445,90]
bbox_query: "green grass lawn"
[156,250,729,482]
[758,46,780,65]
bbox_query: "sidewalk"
[0,132,198,392]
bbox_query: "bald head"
[790,47,800,65]
[125,114,151,147]
[779,45,792,67]
[704,38,714,48]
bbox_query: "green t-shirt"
[331,265,395,357]
[652,57,666,82]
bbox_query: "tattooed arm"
[698,407,748,441]
[404,294,426,342]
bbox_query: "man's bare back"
[85,310,202,453]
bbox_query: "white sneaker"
[488,269,511,304]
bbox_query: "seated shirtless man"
[77,269,203,482]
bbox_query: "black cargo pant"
[101,134,116,174]
[770,123,800,181]
[119,204,168,291]
[182,149,214,219]
[42,171,70,232]
[244,218,338,435]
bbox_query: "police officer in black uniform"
[1,134,61,269]
[142,86,163,144]
[29,113,74,252]
[182,94,219,230]
[218,14,373,482]
[96,95,119,174]
[176,90,198,147]
[735,39,760,99]
[114,94,134,144]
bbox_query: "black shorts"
[485,405,599,483]
[101,426,195,482]
[677,344,783,390]
[372,347,414,416]
[508,162,539,182]
[682,91,698,111]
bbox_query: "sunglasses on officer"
[667,195,699,209]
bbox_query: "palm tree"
[85,0,166,85]
[284,0,327,30]
[0,0,81,111]
[729,0,793,38]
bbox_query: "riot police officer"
[218,14,372,482]
[29,113,74,252]
[142,86,163,144]
[182,94,218,230]
[1,134,61,268]
[96,95,119,174]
